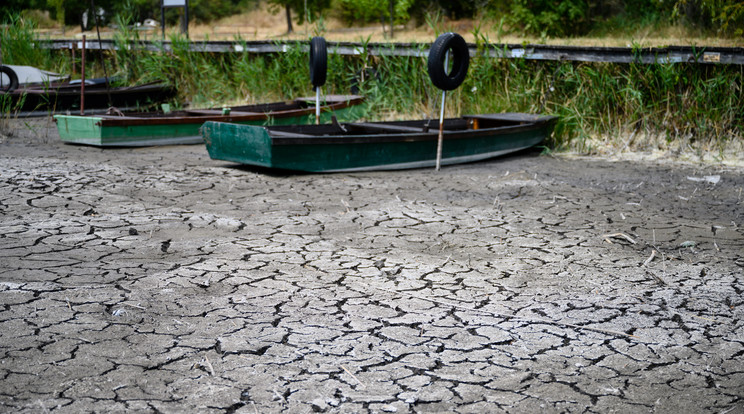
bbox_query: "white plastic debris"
[687,175,720,185]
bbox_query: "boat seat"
[269,130,315,138]
[464,113,541,122]
[185,109,258,116]
[348,122,425,133]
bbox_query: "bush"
[674,0,744,36]
[507,0,590,37]
[333,0,416,25]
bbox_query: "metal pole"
[184,0,189,38]
[315,87,320,125]
[435,51,449,171]
[161,1,165,40]
[81,35,86,115]
[91,0,111,107]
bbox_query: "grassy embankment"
[2,15,742,163]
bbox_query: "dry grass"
[35,4,743,47]
[572,131,744,167]
[189,7,744,47]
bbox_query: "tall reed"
[0,15,56,67]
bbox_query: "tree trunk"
[285,5,293,34]
[389,0,394,39]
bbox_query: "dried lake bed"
[1,117,742,413]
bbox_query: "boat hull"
[203,113,557,172]
[54,95,365,147]
[3,81,175,112]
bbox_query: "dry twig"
[643,250,657,267]
[603,232,637,244]
[341,365,366,388]
[203,355,216,376]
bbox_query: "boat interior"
[264,114,548,138]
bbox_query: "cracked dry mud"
[1,117,742,413]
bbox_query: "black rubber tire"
[0,66,19,93]
[427,32,469,91]
[309,36,327,89]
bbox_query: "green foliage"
[4,0,743,38]
[108,0,159,23]
[0,14,55,66]
[111,0,257,25]
[539,59,743,149]
[186,0,254,24]
[46,0,65,25]
[49,0,93,29]
[267,0,332,26]
[333,0,416,25]
[585,0,671,36]
[232,41,310,101]
[674,0,744,36]
[0,0,47,22]
[2,0,256,28]
[507,0,590,37]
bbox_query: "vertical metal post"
[161,1,166,40]
[0,39,3,91]
[91,0,111,107]
[315,87,320,125]
[435,51,449,171]
[81,35,86,115]
[184,0,189,38]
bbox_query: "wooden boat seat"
[269,130,315,138]
[347,122,426,133]
[184,109,258,116]
[464,113,542,122]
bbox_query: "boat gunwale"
[6,81,171,95]
[82,95,365,127]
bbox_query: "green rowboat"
[202,113,557,172]
[54,95,365,147]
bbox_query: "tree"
[674,0,744,36]
[267,0,331,33]
[40,0,115,31]
[508,0,590,37]
[0,0,47,22]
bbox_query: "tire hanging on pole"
[0,66,19,93]
[309,36,327,90]
[427,32,470,91]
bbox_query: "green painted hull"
[54,95,365,147]
[203,113,557,172]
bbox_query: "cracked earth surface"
[1,118,743,413]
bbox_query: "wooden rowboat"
[54,95,365,147]
[202,113,557,172]
[3,79,176,113]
